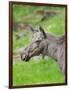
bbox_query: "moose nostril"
[21,53,29,61]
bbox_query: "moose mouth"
[21,54,31,62]
[24,57,30,62]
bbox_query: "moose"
[21,26,65,75]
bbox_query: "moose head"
[21,26,47,62]
[20,25,59,62]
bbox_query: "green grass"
[13,5,65,86]
[13,58,64,86]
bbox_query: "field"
[13,5,65,86]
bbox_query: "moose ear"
[39,26,47,38]
[28,24,35,33]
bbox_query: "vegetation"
[13,5,65,86]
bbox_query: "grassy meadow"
[13,5,65,86]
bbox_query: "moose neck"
[42,34,65,61]
[44,39,58,61]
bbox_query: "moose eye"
[34,29,39,32]
[36,30,39,32]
